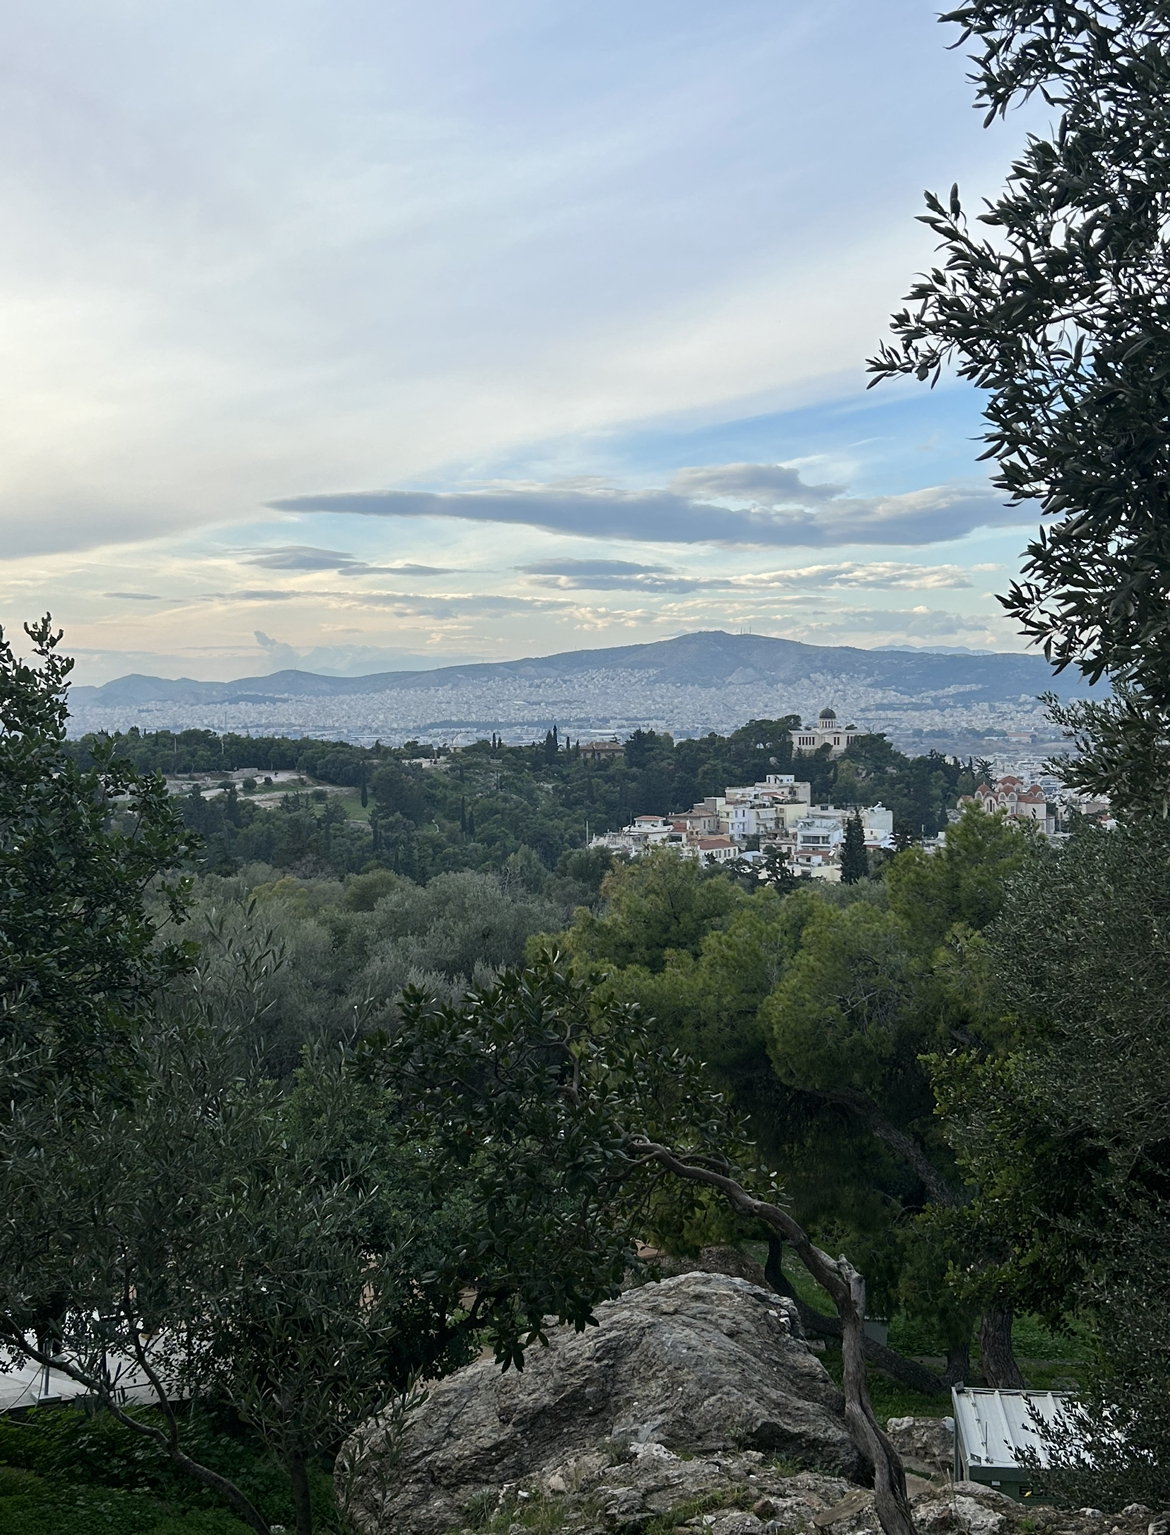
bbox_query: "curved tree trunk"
[765,1234,948,1398]
[980,1307,1025,1388]
[631,1142,917,1535]
[765,1232,799,1298]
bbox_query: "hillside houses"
[589,770,895,875]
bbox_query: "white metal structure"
[951,1387,1073,1501]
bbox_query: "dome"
[818,706,837,722]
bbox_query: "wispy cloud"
[797,605,992,639]
[272,466,1029,548]
[104,591,162,601]
[518,557,973,592]
[241,545,453,575]
[519,558,672,579]
[212,588,573,619]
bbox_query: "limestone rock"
[659,1245,772,1291]
[341,1272,864,1535]
[885,1417,954,1475]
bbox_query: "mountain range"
[65,631,1099,750]
[71,631,1088,709]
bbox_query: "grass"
[745,1241,1095,1399]
[0,1402,340,1535]
[819,1347,953,1421]
[639,1487,742,1535]
[0,1466,250,1535]
[463,1486,568,1534]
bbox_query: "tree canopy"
[0,617,196,1068]
[870,1,1170,801]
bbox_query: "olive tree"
[373,960,918,1535]
[931,814,1170,1507]
[869,3,1170,805]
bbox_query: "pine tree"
[841,810,867,884]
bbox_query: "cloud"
[104,591,162,600]
[766,562,973,590]
[254,628,301,671]
[797,606,992,639]
[669,463,844,503]
[241,545,453,575]
[271,465,1031,548]
[518,558,671,578]
[519,559,974,593]
[220,590,574,619]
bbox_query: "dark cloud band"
[270,463,1031,548]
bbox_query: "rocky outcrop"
[340,1272,865,1535]
[885,1418,954,1476]
[658,1244,771,1288]
[340,1424,1167,1535]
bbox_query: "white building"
[589,817,737,865]
[589,776,892,875]
[789,707,859,759]
[794,813,845,868]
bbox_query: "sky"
[0,0,1050,684]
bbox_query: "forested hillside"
[69,719,978,879]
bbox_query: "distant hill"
[70,631,1088,709]
[65,630,1099,749]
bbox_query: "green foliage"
[0,617,198,1065]
[63,718,973,883]
[0,1477,248,1535]
[165,866,572,1077]
[366,957,744,1367]
[561,809,1042,1345]
[0,1403,314,1533]
[763,900,919,1092]
[563,850,748,972]
[930,813,1170,1501]
[840,811,867,885]
[870,2,1170,794]
[1042,685,1170,815]
[885,806,1039,953]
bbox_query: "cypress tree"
[841,810,867,885]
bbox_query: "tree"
[869,2,1170,795]
[3,944,739,1535]
[629,1142,915,1535]
[0,617,196,1066]
[371,957,917,1535]
[931,814,1170,1505]
[0,624,752,1535]
[840,811,867,884]
[566,811,1041,1389]
[753,814,1042,1384]
[565,849,746,972]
